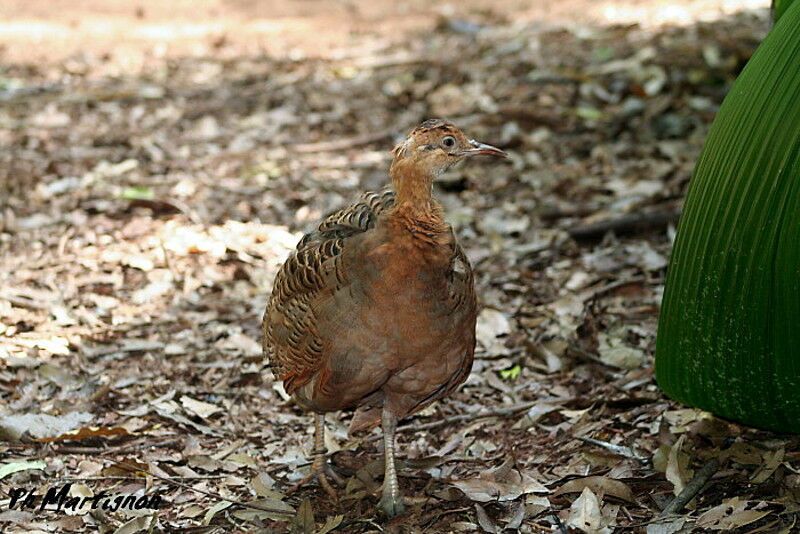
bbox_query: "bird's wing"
[298,189,395,247]
[263,189,395,394]
[445,239,476,317]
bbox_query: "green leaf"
[121,186,154,201]
[0,460,47,479]
[499,364,521,381]
[773,0,798,22]
[575,106,604,121]
[656,0,800,432]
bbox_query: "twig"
[346,54,431,70]
[335,519,385,532]
[567,211,681,240]
[106,460,293,516]
[399,401,540,432]
[538,205,598,221]
[0,292,49,310]
[660,457,721,516]
[0,83,64,103]
[496,105,565,129]
[578,436,648,462]
[552,507,569,534]
[57,475,225,481]
[292,128,396,153]
[523,522,557,533]
[50,437,183,455]
[579,277,647,302]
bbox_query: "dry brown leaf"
[113,516,153,534]
[451,462,548,502]
[292,498,315,534]
[567,487,612,534]
[665,435,692,495]
[203,501,233,526]
[645,517,686,534]
[696,498,771,530]
[180,396,224,419]
[553,476,635,503]
[101,458,150,477]
[37,426,129,442]
[474,503,498,533]
[663,409,712,433]
[231,498,295,522]
[751,447,784,484]
[0,412,93,442]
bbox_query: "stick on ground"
[660,457,722,516]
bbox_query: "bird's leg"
[379,408,406,517]
[287,413,338,499]
[311,413,338,497]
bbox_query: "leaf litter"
[1,1,797,532]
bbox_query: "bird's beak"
[459,139,508,158]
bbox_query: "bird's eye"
[442,136,456,148]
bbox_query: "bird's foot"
[379,492,406,517]
[324,463,346,486]
[286,466,340,499]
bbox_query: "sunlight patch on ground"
[599,0,769,26]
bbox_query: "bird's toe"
[286,470,339,500]
[380,493,406,517]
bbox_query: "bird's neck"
[389,159,447,242]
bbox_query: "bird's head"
[391,119,507,178]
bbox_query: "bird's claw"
[286,468,340,500]
[380,493,406,517]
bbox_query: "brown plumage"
[263,119,507,516]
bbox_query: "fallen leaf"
[567,487,612,534]
[597,335,645,369]
[663,409,713,433]
[751,447,784,484]
[476,308,511,355]
[101,458,150,477]
[231,498,294,521]
[204,501,233,525]
[215,332,261,357]
[317,514,344,534]
[504,501,526,530]
[0,412,93,442]
[292,498,315,534]
[525,494,551,517]
[181,396,224,419]
[553,476,635,503]
[0,460,47,480]
[646,517,686,534]
[451,462,548,502]
[251,472,281,498]
[666,435,692,495]
[154,407,219,436]
[696,498,771,530]
[37,426,129,442]
[474,503,498,533]
[113,516,152,534]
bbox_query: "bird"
[263,119,507,517]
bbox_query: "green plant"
[773,0,798,22]
[655,1,800,432]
